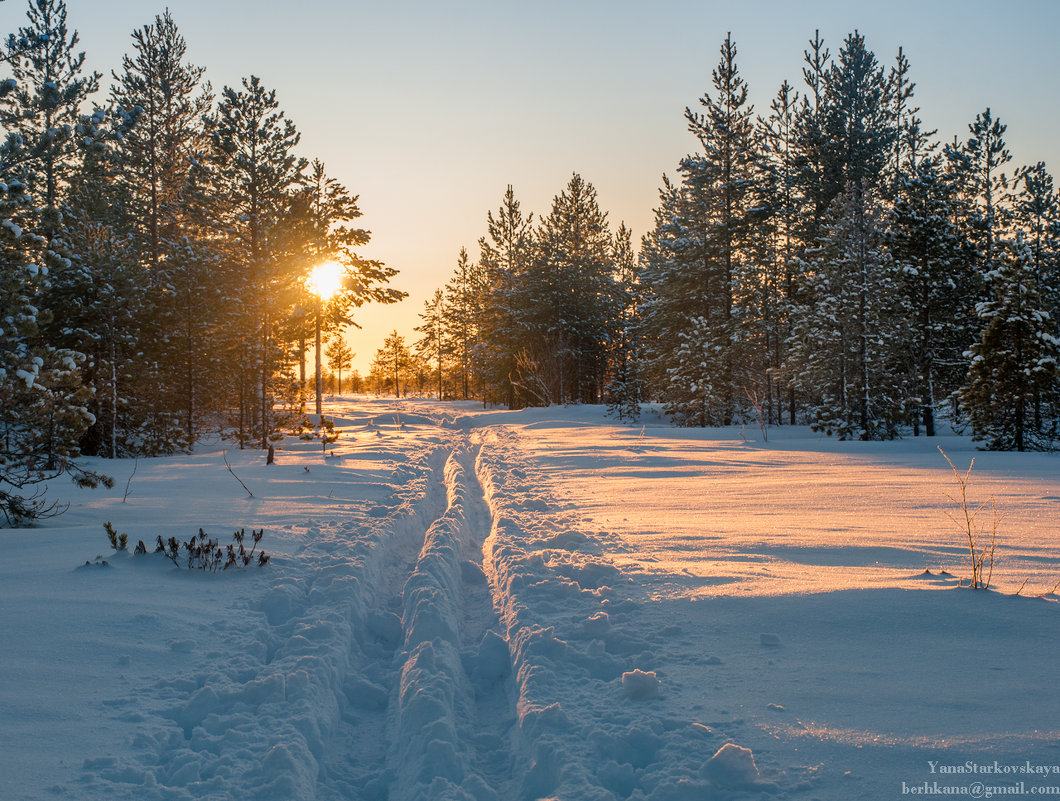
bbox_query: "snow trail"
[385,444,520,800]
[319,436,520,801]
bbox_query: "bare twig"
[1037,578,1060,598]
[222,450,254,498]
[938,445,999,590]
[122,456,138,503]
[743,386,768,442]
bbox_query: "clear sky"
[5,0,1059,373]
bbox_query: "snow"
[1,398,1059,800]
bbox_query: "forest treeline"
[410,32,1059,452]
[0,1,402,522]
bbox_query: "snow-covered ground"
[2,398,1059,801]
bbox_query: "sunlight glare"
[307,262,344,300]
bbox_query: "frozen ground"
[1,398,1059,801]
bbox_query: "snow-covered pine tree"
[783,31,900,439]
[786,186,902,439]
[1012,162,1059,327]
[477,186,534,407]
[640,176,702,420]
[0,0,100,231]
[605,222,643,422]
[888,154,977,436]
[757,79,802,425]
[526,173,617,405]
[0,178,109,523]
[443,247,482,401]
[960,235,1059,450]
[414,289,447,400]
[48,106,152,457]
[642,34,760,426]
[108,9,214,452]
[1010,162,1060,434]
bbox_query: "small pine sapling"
[103,521,129,551]
[139,528,269,572]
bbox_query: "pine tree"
[821,31,895,198]
[642,35,760,426]
[960,235,1059,450]
[414,289,447,399]
[477,186,534,406]
[758,79,802,424]
[0,0,100,227]
[946,108,1011,279]
[443,247,481,401]
[1010,162,1060,437]
[208,75,306,449]
[325,336,353,395]
[791,29,832,249]
[525,172,617,404]
[52,107,151,456]
[374,330,413,397]
[0,179,109,523]
[786,186,901,439]
[109,9,211,267]
[888,156,977,435]
[605,222,643,422]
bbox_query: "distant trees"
[370,330,416,397]
[325,336,353,395]
[0,0,402,521]
[410,28,1059,451]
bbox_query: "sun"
[307,262,344,301]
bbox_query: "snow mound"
[621,668,661,700]
[701,742,760,789]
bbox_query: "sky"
[4,0,1059,374]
